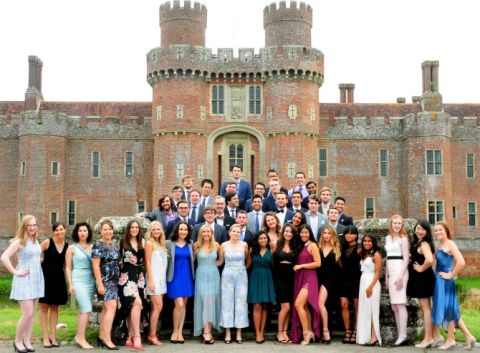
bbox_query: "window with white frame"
[426,149,442,175]
[248,86,261,114]
[211,85,225,115]
[466,153,475,178]
[50,211,58,226]
[51,161,60,176]
[138,200,146,213]
[125,151,134,177]
[319,149,327,177]
[468,202,477,226]
[428,200,444,224]
[365,197,375,218]
[20,161,26,176]
[92,151,100,178]
[380,149,388,177]
[67,200,76,226]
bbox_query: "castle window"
[319,148,327,177]
[248,86,261,114]
[453,206,457,219]
[50,211,58,226]
[426,149,442,175]
[428,200,444,224]
[176,104,184,119]
[18,212,24,225]
[92,151,100,178]
[379,149,388,177]
[365,197,375,218]
[211,85,224,115]
[288,105,297,119]
[287,163,296,178]
[229,144,244,170]
[125,151,134,177]
[51,161,60,177]
[20,161,26,176]
[466,153,474,178]
[176,164,184,178]
[67,200,76,226]
[137,200,145,213]
[468,202,477,226]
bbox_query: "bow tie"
[278,209,284,213]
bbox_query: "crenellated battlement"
[147,45,324,85]
[160,0,207,22]
[263,1,313,26]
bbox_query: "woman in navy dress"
[166,221,194,344]
[1,215,44,353]
[317,225,341,344]
[273,223,298,344]
[431,221,476,350]
[247,230,276,343]
[339,225,361,344]
[92,219,121,350]
[406,220,437,348]
[39,222,68,348]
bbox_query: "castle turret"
[160,0,207,49]
[263,1,312,47]
[25,55,43,111]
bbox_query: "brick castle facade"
[0,1,479,239]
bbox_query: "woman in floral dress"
[117,219,147,350]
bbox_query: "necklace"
[79,243,89,249]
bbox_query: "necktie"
[201,197,206,207]
[230,209,235,218]
[255,212,260,233]
[241,230,245,241]
[191,205,197,222]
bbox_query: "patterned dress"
[91,240,120,301]
[220,245,248,328]
[10,239,44,300]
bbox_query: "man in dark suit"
[192,205,228,244]
[262,177,281,212]
[199,178,215,208]
[275,191,294,227]
[135,194,177,231]
[288,191,307,213]
[224,192,241,219]
[245,182,265,212]
[220,164,252,210]
[319,186,333,215]
[334,196,354,226]
[180,174,194,201]
[301,180,317,209]
[214,195,235,233]
[322,206,346,241]
[235,210,255,247]
[263,169,288,197]
[165,199,195,237]
[188,189,203,224]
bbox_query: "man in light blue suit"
[220,164,252,210]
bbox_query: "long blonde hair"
[194,224,214,253]
[319,225,341,262]
[144,221,166,251]
[389,214,407,237]
[12,215,37,246]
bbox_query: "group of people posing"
[0,166,477,350]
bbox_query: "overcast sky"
[1,0,479,104]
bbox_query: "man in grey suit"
[305,194,328,242]
[323,206,346,241]
[192,205,228,244]
[247,195,264,235]
[199,178,215,207]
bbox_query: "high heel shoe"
[322,329,331,345]
[432,336,445,348]
[125,336,133,347]
[49,338,59,348]
[276,332,287,343]
[438,341,456,350]
[365,340,379,346]
[301,331,315,345]
[132,336,143,350]
[414,340,433,348]
[146,336,162,346]
[22,341,35,352]
[202,332,214,345]
[74,338,94,350]
[13,342,27,353]
[98,339,119,350]
[465,336,477,350]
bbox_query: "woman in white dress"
[144,220,168,346]
[385,214,409,346]
[356,235,382,346]
[1,215,44,353]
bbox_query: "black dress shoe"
[13,343,27,353]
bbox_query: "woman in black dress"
[39,222,69,348]
[117,219,147,350]
[407,219,435,348]
[317,225,341,344]
[338,225,361,344]
[273,223,298,344]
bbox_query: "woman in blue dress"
[65,222,95,349]
[92,219,121,350]
[1,215,44,353]
[219,224,249,344]
[431,221,476,350]
[166,221,194,344]
[193,224,222,344]
[247,230,276,344]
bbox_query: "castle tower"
[159,0,207,48]
[262,2,324,182]
[18,56,68,235]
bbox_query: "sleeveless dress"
[273,248,297,303]
[385,235,408,304]
[317,249,338,295]
[40,239,69,305]
[291,243,320,343]
[338,245,361,298]
[71,243,94,313]
[432,249,461,329]
[117,245,148,334]
[10,239,44,300]
[356,256,382,345]
[91,240,120,301]
[247,248,276,303]
[145,246,167,296]
[167,244,194,299]
[193,248,221,336]
[220,245,248,328]
[407,241,435,298]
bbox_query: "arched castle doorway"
[207,125,265,193]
